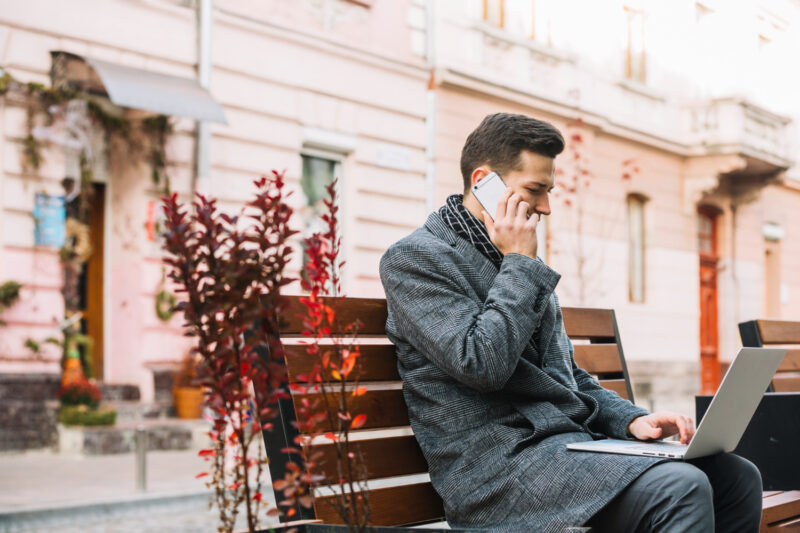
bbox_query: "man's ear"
[470,167,491,188]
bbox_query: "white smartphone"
[471,171,508,221]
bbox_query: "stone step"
[0,401,59,452]
[98,383,140,402]
[109,400,175,421]
[57,418,210,456]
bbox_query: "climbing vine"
[1,66,174,375]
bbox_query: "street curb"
[0,490,210,532]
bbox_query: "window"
[300,152,342,287]
[627,194,647,302]
[697,211,715,254]
[301,153,338,236]
[483,0,505,28]
[763,223,784,318]
[764,239,781,318]
[624,6,646,82]
[483,0,551,44]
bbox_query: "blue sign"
[33,193,66,248]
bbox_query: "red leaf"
[198,449,215,457]
[195,472,209,478]
[352,386,367,397]
[324,432,339,441]
[351,414,367,429]
[299,495,314,508]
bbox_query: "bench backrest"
[264,296,635,526]
[739,319,800,392]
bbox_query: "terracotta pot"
[173,386,204,419]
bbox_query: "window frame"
[624,6,647,83]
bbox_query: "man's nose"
[535,196,551,216]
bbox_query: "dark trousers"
[586,453,763,533]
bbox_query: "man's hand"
[483,188,540,259]
[627,412,696,444]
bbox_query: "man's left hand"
[627,412,695,444]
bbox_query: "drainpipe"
[195,0,213,196]
[425,0,437,213]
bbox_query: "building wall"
[0,0,798,417]
[0,0,429,400]
[431,0,800,414]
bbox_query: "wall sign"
[33,193,66,247]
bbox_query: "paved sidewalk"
[0,449,279,532]
[0,449,207,511]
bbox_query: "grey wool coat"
[379,212,666,532]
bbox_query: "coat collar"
[424,211,498,274]
[423,211,457,246]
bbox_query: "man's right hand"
[483,188,540,259]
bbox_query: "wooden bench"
[739,319,800,392]
[739,319,800,531]
[261,296,798,530]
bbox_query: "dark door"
[79,183,105,379]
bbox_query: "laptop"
[566,347,786,460]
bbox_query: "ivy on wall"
[1,68,177,371]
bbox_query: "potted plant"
[57,377,117,426]
[172,350,204,419]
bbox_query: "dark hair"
[460,113,565,191]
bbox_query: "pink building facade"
[1,0,799,415]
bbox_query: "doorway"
[78,183,105,379]
[697,206,720,394]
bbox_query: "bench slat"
[772,373,800,393]
[314,482,445,526]
[562,308,616,340]
[573,344,623,375]
[778,349,800,372]
[762,490,800,527]
[280,296,388,336]
[756,320,800,345]
[284,344,400,383]
[598,379,629,400]
[294,389,409,432]
[316,435,428,483]
[771,515,800,530]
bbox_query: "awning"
[50,51,227,124]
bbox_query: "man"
[379,113,762,532]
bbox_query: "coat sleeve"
[380,241,560,393]
[568,338,650,439]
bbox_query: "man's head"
[460,113,564,219]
